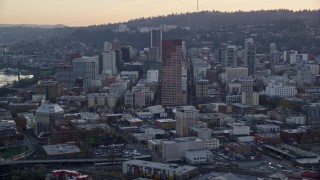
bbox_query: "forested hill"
[119,10,320,29]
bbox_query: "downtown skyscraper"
[244,38,256,77]
[151,28,162,61]
[161,39,183,106]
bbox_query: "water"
[0,72,33,87]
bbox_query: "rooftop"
[42,144,81,155]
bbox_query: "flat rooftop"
[43,144,81,155]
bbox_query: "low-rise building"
[162,137,203,161]
[185,150,212,164]
[122,160,198,180]
[154,119,176,129]
[42,144,81,159]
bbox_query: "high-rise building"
[196,79,208,97]
[161,39,183,106]
[147,69,159,83]
[102,41,117,75]
[35,101,64,136]
[176,106,199,137]
[269,43,280,65]
[72,56,99,88]
[148,47,158,61]
[244,38,256,76]
[225,45,237,67]
[55,65,74,89]
[151,28,162,61]
[225,67,248,83]
[121,46,131,63]
[214,48,226,64]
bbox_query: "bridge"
[0,158,128,166]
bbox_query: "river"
[0,72,33,88]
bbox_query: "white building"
[102,43,117,75]
[203,138,220,150]
[73,56,99,87]
[147,69,159,83]
[0,120,16,130]
[286,115,306,125]
[122,160,198,179]
[228,123,250,136]
[185,150,212,164]
[290,53,308,64]
[162,137,203,161]
[265,81,297,98]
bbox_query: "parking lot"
[93,143,151,159]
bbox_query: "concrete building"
[176,106,199,137]
[265,81,297,98]
[55,65,74,89]
[286,115,306,125]
[154,119,176,129]
[51,125,79,144]
[35,101,64,136]
[185,150,212,164]
[147,69,159,83]
[290,53,308,64]
[102,41,117,75]
[225,67,248,83]
[228,123,250,136]
[241,92,259,105]
[256,124,280,133]
[35,81,64,102]
[225,45,237,67]
[303,103,320,126]
[161,39,183,106]
[123,160,198,180]
[162,137,204,161]
[42,144,81,159]
[73,56,99,87]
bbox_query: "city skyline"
[0,0,319,26]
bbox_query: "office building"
[73,56,99,88]
[151,28,162,61]
[55,65,74,89]
[185,150,212,164]
[147,69,159,83]
[161,39,183,106]
[196,79,209,97]
[123,160,198,180]
[225,45,237,67]
[265,81,297,98]
[225,67,248,83]
[241,92,259,105]
[162,137,204,161]
[244,38,256,76]
[35,101,64,136]
[176,106,199,137]
[35,81,64,102]
[102,41,117,75]
[121,46,131,63]
[214,48,226,64]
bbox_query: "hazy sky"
[0,0,319,26]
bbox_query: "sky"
[0,0,319,26]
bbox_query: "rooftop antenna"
[197,0,199,12]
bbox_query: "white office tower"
[147,69,159,83]
[102,41,117,75]
[73,56,99,88]
[225,45,237,67]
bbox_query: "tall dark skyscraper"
[121,46,130,63]
[151,28,162,61]
[245,38,256,76]
[161,39,183,106]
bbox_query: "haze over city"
[0,0,319,26]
